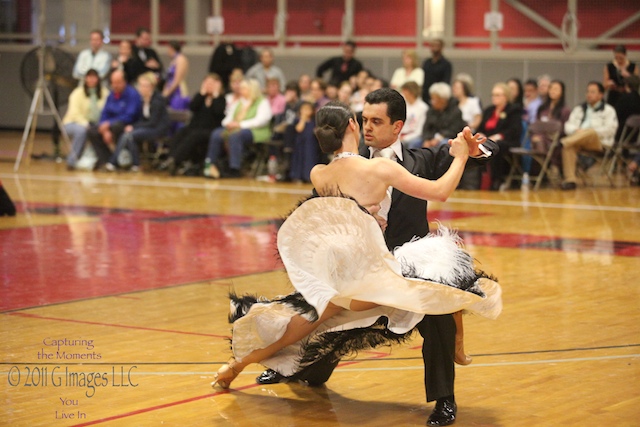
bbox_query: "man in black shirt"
[316,40,363,86]
[421,39,452,105]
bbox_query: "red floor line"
[69,384,259,427]
[69,355,392,425]
[8,312,229,339]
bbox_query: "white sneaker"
[105,163,116,172]
[130,165,140,173]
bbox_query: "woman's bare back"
[310,156,391,209]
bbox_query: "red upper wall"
[104,0,640,50]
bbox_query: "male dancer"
[258,88,498,426]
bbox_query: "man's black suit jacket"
[359,140,498,250]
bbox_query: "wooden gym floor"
[0,131,638,426]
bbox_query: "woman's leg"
[65,123,87,168]
[453,311,472,365]
[214,302,344,388]
[205,127,225,178]
[227,129,253,172]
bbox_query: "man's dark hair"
[588,81,605,94]
[613,44,627,55]
[524,78,538,89]
[90,29,104,39]
[364,88,406,123]
[285,80,300,97]
[345,40,357,50]
[136,27,150,37]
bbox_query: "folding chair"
[505,119,562,191]
[607,114,640,185]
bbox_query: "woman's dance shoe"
[211,359,241,389]
[455,338,472,365]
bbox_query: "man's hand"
[459,126,487,157]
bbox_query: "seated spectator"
[266,77,286,116]
[162,40,190,111]
[87,70,141,169]
[604,44,639,107]
[390,49,425,90]
[273,81,303,178]
[337,81,353,105]
[523,78,542,124]
[109,40,136,83]
[349,69,371,114]
[531,79,571,171]
[73,29,111,81]
[452,73,482,131]
[106,72,170,172]
[476,82,523,190]
[205,79,272,179]
[316,40,363,86]
[614,75,640,142]
[421,82,466,147]
[325,83,339,101]
[399,81,428,148]
[160,73,227,176]
[507,77,524,114]
[288,102,321,183]
[225,68,244,115]
[246,48,286,93]
[560,81,618,190]
[274,81,302,135]
[310,78,330,110]
[298,73,313,102]
[64,69,109,170]
[537,74,551,102]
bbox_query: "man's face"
[110,73,126,94]
[89,32,103,52]
[430,41,443,55]
[524,83,537,100]
[137,31,151,47]
[261,50,273,68]
[362,102,402,149]
[342,44,354,61]
[586,84,603,106]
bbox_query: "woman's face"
[85,73,99,88]
[298,75,311,92]
[239,82,250,99]
[402,53,413,68]
[548,82,563,101]
[137,79,154,98]
[614,52,626,66]
[507,81,519,102]
[310,82,324,101]
[491,86,507,108]
[119,41,131,57]
[452,81,464,98]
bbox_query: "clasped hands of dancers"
[213,101,486,390]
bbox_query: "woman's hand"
[365,204,388,232]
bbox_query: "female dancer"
[213,101,500,388]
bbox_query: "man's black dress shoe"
[256,369,285,385]
[561,181,577,190]
[427,397,457,426]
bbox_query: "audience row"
[63,29,640,189]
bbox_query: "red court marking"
[69,354,396,426]
[8,312,230,339]
[70,384,259,427]
[1,203,284,311]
